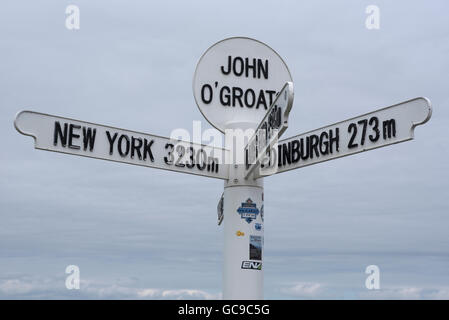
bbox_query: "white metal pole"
[223,122,264,300]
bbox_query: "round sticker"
[193,37,292,133]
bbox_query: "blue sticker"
[255,223,262,231]
[237,198,260,224]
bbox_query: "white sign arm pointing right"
[261,97,432,177]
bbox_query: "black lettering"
[245,57,256,78]
[310,134,319,158]
[277,144,282,167]
[383,119,396,139]
[258,59,269,79]
[53,121,68,147]
[329,128,339,153]
[131,136,143,159]
[186,146,195,169]
[201,84,213,104]
[82,127,96,151]
[319,131,329,155]
[207,156,218,173]
[175,145,185,167]
[143,139,154,162]
[244,89,256,108]
[232,87,243,107]
[256,90,267,109]
[268,105,281,129]
[300,137,309,160]
[369,117,380,142]
[266,90,276,106]
[196,149,207,170]
[117,134,130,157]
[220,86,231,106]
[291,139,300,163]
[348,123,358,149]
[358,119,368,146]
[106,131,118,155]
[282,142,292,165]
[68,124,81,150]
[233,57,244,76]
[164,143,174,164]
[221,56,231,75]
[214,162,219,173]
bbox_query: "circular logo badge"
[193,37,292,133]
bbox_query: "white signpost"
[14,37,432,300]
[192,37,293,300]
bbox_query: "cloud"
[0,274,221,300]
[360,287,449,300]
[280,282,449,300]
[0,279,35,295]
[137,289,221,300]
[280,282,324,298]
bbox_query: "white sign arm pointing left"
[14,110,229,180]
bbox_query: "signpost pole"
[223,123,264,299]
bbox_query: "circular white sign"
[193,37,292,133]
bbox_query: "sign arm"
[244,82,294,179]
[409,97,432,136]
[14,110,229,180]
[259,97,432,177]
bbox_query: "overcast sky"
[1,0,448,299]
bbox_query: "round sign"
[193,37,293,133]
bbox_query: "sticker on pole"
[193,37,293,132]
[249,235,262,261]
[237,198,260,224]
